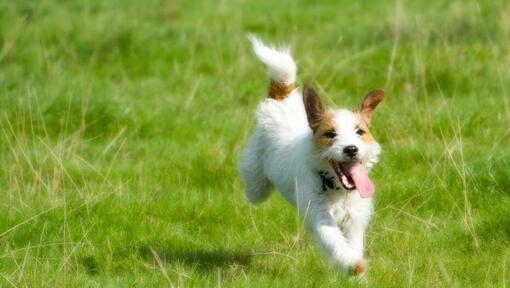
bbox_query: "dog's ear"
[303,85,325,132]
[357,89,384,125]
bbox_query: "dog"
[238,36,384,275]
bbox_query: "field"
[1,0,509,286]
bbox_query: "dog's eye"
[356,128,365,136]
[323,130,337,138]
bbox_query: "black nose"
[343,145,358,157]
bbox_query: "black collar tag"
[318,171,339,192]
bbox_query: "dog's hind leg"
[238,131,272,204]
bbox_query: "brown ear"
[357,89,384,125]
[302,85,324,132]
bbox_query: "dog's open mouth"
[329,160,375,198]
[330,160,356,190]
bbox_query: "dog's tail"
[248,35,296,100]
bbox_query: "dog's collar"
[318,170,340,193]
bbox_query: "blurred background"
[0,0,509,286]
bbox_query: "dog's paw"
[348,260,366,276]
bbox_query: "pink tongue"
[349,163,374,198]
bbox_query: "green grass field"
[1,0,509,286]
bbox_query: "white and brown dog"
[238,36,384,275]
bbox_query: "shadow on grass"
[136,245,253,272]
[79,244,252,275]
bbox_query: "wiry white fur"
[247,34,297,84]
[238,37,381,274]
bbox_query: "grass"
[0,0,509,286]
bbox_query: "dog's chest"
[317,170,352,224]
[328,197,352,227]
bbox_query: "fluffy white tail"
[248,35,297,100]
[248,35,296,84]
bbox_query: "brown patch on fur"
[302,85,337,151]
[268,80,294,100]
[357,89,384,125]
[313,112,337,150]
[349,261,366,276]
[355,113,375,143]
[302,85,324,132]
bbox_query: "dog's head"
[303,85,384,198]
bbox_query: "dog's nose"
[343,145,358,157]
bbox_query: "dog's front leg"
[342,197,373,274]
[343,219,367,275]
[344,221,365,258]
[303,199,364,274]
